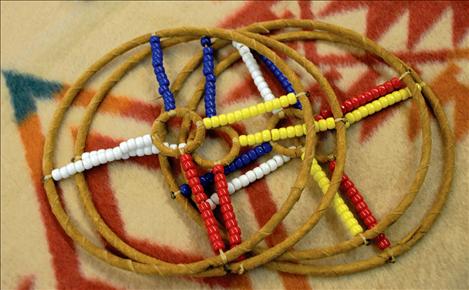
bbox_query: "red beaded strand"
[329,161,391,250]
[315,77,404,121]
[180,154,225,253]
[212,165,242,249]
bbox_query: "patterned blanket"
[1,1,468,289]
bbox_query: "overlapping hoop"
[42,20,454,277]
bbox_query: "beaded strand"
[308,158,363,237]
[179,143,273,198]
[202,37,217,117]
[315,77,403,121]
[206,153,291,210]
[150,35,176,111]
[329,161,391,250]
[180,154,225,253]
[238,87,411,146]
[203,93,298,129]
[213,165,242,248]
[256,53,302,109]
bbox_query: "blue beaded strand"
[201,36,217,117]
[256,53,302,109]
[179,142,273,197]
[150,35,176,111]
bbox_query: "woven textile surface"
[1,1,468,289]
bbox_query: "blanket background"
[1,1,468,289]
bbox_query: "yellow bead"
[350,225,364,236]
[262,130,271,141]
[326,118,335,130]
[313,121,319,132]
[365,103,376,115]
[358,106,369,118]
[279,95,290,107]
[272,99,282,110]
[313,170,326,181]
[344,112,355,124]
[342,210,354,220]
[318,177,330,189]
[247,134,256,146]
[287,93,297,104]
[372,100,382,112]
[227,113,235,124]
[387,93,396,105]
[211,116,220,128]
[287,126,296,138]
[271,129,280,141]
[302,124,307,135]
[335,204,349,215]
[234,110,243,121]
[219,114,227,126]
[264,100,273,112]
[255,132,263,144]
[241,108,251,119]
[318,119,327,131]
[352,110,362,122]
[403,88,411,99]
[249,105,258,116]
[239,135,248,146]
[393,91,402,102]
[203,118,212,129]
[320,184,330,193]
[256,103,266,114]
[279,127,288,139]
[294,124,304,136]
[345,218,358,229]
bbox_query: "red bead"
[343,100,353,112]
[188,177,201,187]
[216,180,228,191]
[350,192,363,204]
[321,109,331,118]
[229,234,242,246]
[185,168,199,179]
[195,194,207,203]
[220,204,233,214]
[223,210,235,221]
[371,88,380,98]
[342,180,354,191]
[209,234,222,243]
[192,184,204,194]
[377,85,387,95]
[340,104,346,113]
[384,81,394,93]
[212,240,225,251]
[364,216,377,226]
[358,208,371,220]
[181,161,194,171]
[214,174,225,182]
[345,187,358,198]
[180,154,192,162]
[350,97,360,109]
[225,219,237,229]
[391,77,401,89]
[199,201,210,211]
[341,175,349,183]
[355,201,367,212]
[329,160,336,171]
[207,225,219,235]
[212,164,224,174]
[228,226,241,236]
[218,195,230,205]
[360,93,370,105]
[217,187,230,197]
[314,114,323,121]
[204,217,216,226]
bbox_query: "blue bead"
[248,149,258,160]
[241,154,251,165]
[255,146,265,156]
[262,142,272,153]
[234,158,244,169]
[201,36,212,47]
[203,66,213,75]
[203,47,213,54]
[293,101,302,109]
[180,184,191,198]
[206,74,216,82]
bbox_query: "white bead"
[127,138,137,151]
[112,147,122,160]
[260,163,270,175]
[239,46,250,55]
[211,193,219,205]
[136,148,144,157]
[128,148,136,157]
[231,178,242,191]
[143,134,152,146]
[251,70,262,79]
[121,152,130,160]
[119,141,129,154]
[170,143,178,150]
[253,167,264,179]
[267,159,278,171]
[135,137,144,148]
[227,183,235,194]
[82,157,92,170]
[261,88,273,99]
[81,152,90,162]
[239,175,249,187]
[59,167,69,179]
[74,160,84,173]
[273,155,284,166]
[66,163,76,176]
[178,143,186,149]
[52,169,62,181]
[98,149,107,164]
[232,41,242,49]
[257,82,268,91]
[105,149,115,162]
[151,145,159,154]
[281,155,290,162]
[207,198,216,210]
[253,75,264,85]
[246,171,256,183]
[143,146,152,155]
[90,152,100,166]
